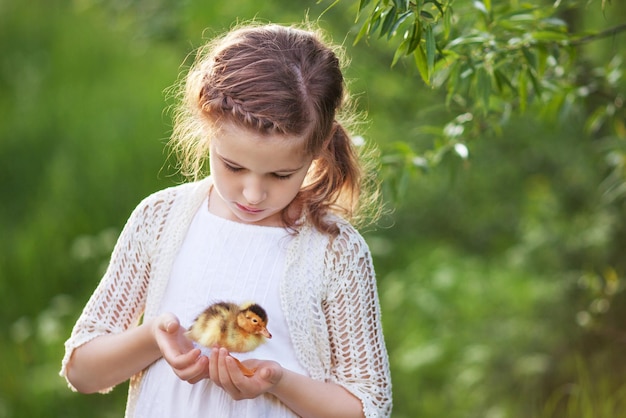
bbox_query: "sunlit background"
[1,1,625,417]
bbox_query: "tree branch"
[570,22,626,46]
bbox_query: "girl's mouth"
[236,203,264,214]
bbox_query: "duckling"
[186,301,272,376]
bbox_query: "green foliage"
[0,0,177,321]
[540,357,626,418]
[375,243,564,417]
[366,101,625,416]
[334,0,626,204]
[2,0,626,417]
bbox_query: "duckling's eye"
[252,318,258,323]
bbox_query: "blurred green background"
[1,0,625,417]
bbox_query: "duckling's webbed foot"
[231,356,257,377]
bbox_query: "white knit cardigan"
[60,176,392,417]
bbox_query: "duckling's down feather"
[186,301,271,353]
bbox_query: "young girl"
[60,23,392,418]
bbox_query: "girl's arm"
[321,227,392,416]
[61,193,201,393]
[208,347,364,418]
[270,368,363,418]
[66,313,210,394]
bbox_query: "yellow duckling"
[186,301,272,376]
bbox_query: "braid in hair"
[169,23,381,234]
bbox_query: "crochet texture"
[60,177,392,417]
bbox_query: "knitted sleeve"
[59,193,166,393]
[323,223,393,417]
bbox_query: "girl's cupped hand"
[208,347,283,400]
[152,312,209,384]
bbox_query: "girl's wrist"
[266,364,288,396]
[147,317,164,354]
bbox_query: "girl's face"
[208,122,313,227]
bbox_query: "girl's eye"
[222,159,292,179]
[223,162,242,172]
[273,173,293,180]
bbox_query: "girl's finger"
[208,348,222,386]
[216,348,240,394]
[224,354,246,389]
[182,355,209,383]
[157,312,179,333]
[166,347,201,369]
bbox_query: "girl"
[60,23,392,418]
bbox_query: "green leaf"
[531,31,569,42]
[446,63,461,105]
[473,1,488,15]
[407,20,422,53]
[392,36,410,67]
[354,20,371,45]
[431,51,458,88]
[380,6,397,38]
[389,10,413,39]
[446,35,489,48]
[367,1,385,35]
[318,0,341,19]
[370,13,383,35]
[541,17,568,31]
[425,24,436,74]
[527,67,542,98]
[414,45,430,85]
[536,45,548,77]
[493,69,515,93]
[497,11,537,23]
[584,105,608,135]
[358,0,373,13]
[518,69,528,113]
[443,5,452,40]
[392,0,409,11]
[522,47,536,70]
[423,0,445,17]
[543,91,566,120]
[476,66,491,110]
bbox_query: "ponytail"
[169,23,381,234]
[323,122,361,216]
[284,120,380,236]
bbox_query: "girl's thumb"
[159,312,180,333]
[260,365,280,384]
[260,368,272,380]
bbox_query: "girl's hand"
[208,347,283,400]
[152,312,209,384]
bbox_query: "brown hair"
[169,23,380,235]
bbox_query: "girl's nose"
[242,178,266,205]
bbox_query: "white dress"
[134,200,307,417]
[61,177,393,418]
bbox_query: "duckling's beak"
[261,327,272,339]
